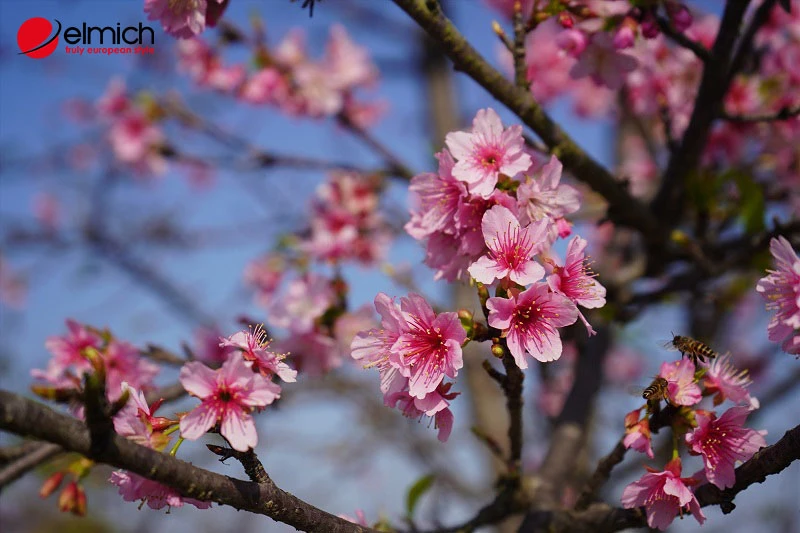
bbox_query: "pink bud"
[667,2,692,32]
[39,472,65,499]
[557,12,574,29]
[555,29,588,58]
[640,12,660,39]
[613,26,636,49]
[555,217,573,238]
[58,481,79,513]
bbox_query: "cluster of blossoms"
[177,24,383,126]
[144,0,229,39]
[757,236,800,355]
[352,108,605,440]
[31,319,159,403]
[490,1,800,204]
[242,172,387,375]
[621,352,767,529]
[351,293,466,442]
[299,172,391,266]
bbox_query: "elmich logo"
[17,17,156,59]
[17,17,61,59]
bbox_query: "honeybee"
[641,376,670,404]
[666,335,719,366]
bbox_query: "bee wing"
[626,385,647,397]
[660,338,678,351]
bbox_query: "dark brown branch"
[519,424,800,532]
[655,15,712,62]
[0,390,377,533]
[390,0,661,240]
[721,105,800,123]
[0,442,62,489]
[726,0,780,87]
[573,440,626,511]
[511,4,528,89]
[653,0,751,227]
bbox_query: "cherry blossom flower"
[685,406,767,489]
[516,155,581,226]
[110,471,211,510]
[405,150,466,240]
[268,274,334,334]
[385,382,458,442]
[658,359,702,406]
[392,293,466,399]
[243,253,285,308]
[108,111,166,176]
[275,331,342,377]
[487,283,578,368]
[445,108,532,198]
[351,293,409,398]
[570,32,638,90]
[623,408,653,458]
[144,0,227,39]
[112,384,172,451]
[179,355,280,451]
[546,236,606,335]
[621,458,705,530]
[104,340,160,400]
[220,326,296,383]
[703,354,755,406]
[756,236,800,355]
[468,205,548,286]
[42,319,101,375]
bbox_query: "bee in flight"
[666,334,719,366]
[641,376,671,405]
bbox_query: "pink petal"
[179,361,218,398]
[179,401,219,440]
[221,406,257,452]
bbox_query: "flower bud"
[39,471,65,499]
[555,29,588,58]
[73,484,87,516]
[491,342,506,358]
[640,11,660,39]
[557,11,574,29]
[666,2,692,32]
[58,481,79,513]
[613,19,637,50]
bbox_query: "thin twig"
[721,105,800,123]
[655,15,712,62]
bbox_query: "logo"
[17,17,61,59]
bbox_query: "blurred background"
[0,1,798,532]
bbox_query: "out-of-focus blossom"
[685,406,766,489]
[110,471,211,510]
[179,355,280,451]
[756,236,800,355]
[33,193,61,231]
[268,274,334,334]
[386,382,458,442]
[276,330,342,377]
[144,0,228,39]
[445,108,532,198]
[623,408,653,458]
[0,255,27,309]
[193,326,236,366]
[244,253,285,308]
[621,458,705,530]
[570,32,638,90]
[603,346,645,385]
[487,283,578,367]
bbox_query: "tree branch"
[655,15,712,62]
[721,105,800,123]
[390,0,661,239]
[0,390,377,533]
[653,0,752,227]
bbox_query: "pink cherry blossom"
[445,108,532,198]
[179,355,280,451]
[621,458,705,530]
[468,205,547,286]
[756,236,800,355]
[144,0,226,39]
[274,330,342,377]
[351,293,409,398]
[392,293,466,399]
[570,32,638,90]
[104,340,160,400]
[110,471,211,510]
[487,283,578,368]
[193,326,236,366]
[108,112,166,176]
[623,408,653,458]
[405,150,466,240]
[516,155,581,226]
[220,326,297,383]
[685,406,767,489]
[43,319,101,375]
[703,354,754,406]
[546,236,606,335]
[268,274,334,334]
[658,359,702,406]
[112,384,171,451]
[385,382,458,442]
[243,253,285,307]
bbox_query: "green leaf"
[405,474,435,517]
